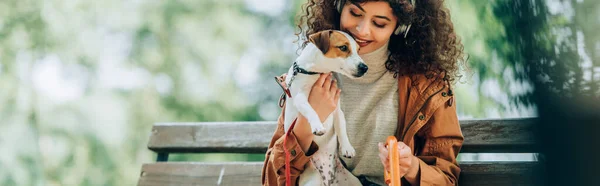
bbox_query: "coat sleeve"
[261,81,319,186]
[410,98,464,186]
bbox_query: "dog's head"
[308,30,368,78]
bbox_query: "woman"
[262,0,465,185]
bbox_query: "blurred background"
[0,0,598,185]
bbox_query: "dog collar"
[275,62,322,103]
[293,62,320,75]
[288,62,322,93]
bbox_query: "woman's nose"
[356,21,370,36]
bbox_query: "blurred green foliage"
[0,0,597,185]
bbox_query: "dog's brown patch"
[309,30,332,54]
[323,31,353,59]
[309,30,356,59]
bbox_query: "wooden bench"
[137,118,541,186]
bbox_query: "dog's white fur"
[283,30,366,186]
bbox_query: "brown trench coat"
[262,73,464,186]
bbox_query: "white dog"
[278,30,368,186]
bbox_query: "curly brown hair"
[296,0,466,83]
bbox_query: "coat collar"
[395,73,452,144]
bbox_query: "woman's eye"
[373,22,386,28]
[349,11,361,17]
[338,45,348,52]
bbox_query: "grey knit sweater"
[336,42,399,185]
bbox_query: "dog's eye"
[338,45,348,52]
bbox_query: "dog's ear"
[309,30,332,54]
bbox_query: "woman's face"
[340,1,398,55]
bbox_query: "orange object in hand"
[384,136,402,186]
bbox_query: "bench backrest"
[147,118,537,154]
[138,118,541,186]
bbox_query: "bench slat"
[148,121,276,154]
[148,118,537,154]
[137,161,540,186]
[459,118,536,153]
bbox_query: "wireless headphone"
[335,0,415,38]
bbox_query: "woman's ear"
[308,30,332,54]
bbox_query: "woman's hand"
[293,73,341,152]
[308,73,341,123]
[378,141,420,183]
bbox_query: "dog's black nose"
[357,63,368,76]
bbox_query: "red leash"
[284,118,298,186]
[274,75,303,186]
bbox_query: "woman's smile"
[352,35,373,47]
